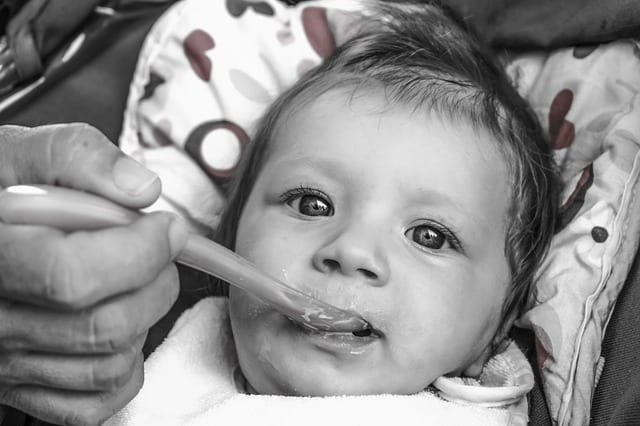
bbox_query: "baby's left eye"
[288,194,334,217]
[406,225,449,250]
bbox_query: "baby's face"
[229,90,512,396]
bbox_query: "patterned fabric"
[119,0,361,232]
[509,41,640,425]
[120,1,640,424]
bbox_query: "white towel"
[106,297,532,426]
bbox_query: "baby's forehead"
[275,85,509,159]
[269,87,512,201]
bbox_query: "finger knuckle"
[89,305,133,351]
[91,350,137,390]
[0,384,10,402]
[66,123,102,146]
[90,384,138,425]
[48,124,106,183]
[68,124,106,155]
[43,124,88,176]
[136,212,174,254]
[0,385,112,426]
[0,353,22,385]
[63,408,110,426]
[0,125,28,146]
[44,248,93,308]
[0,302,24,350]
[0,385,22,412]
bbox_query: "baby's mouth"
[287,315,382,339]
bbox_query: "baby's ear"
[464,310,520,378]
[492,307,521,349]
[462,345,492,378]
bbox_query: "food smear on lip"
[278,288,372,333]
[296,307,375,335]
[288,310,378,339]
[275,269,374,334]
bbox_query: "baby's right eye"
[282,188,334,217]
[408,225,447,250]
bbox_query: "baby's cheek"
[236,227,294,271]
[229,287,271,327]
[228,288,300,395]
[229,291,271,356]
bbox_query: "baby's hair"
[215,0,558,352]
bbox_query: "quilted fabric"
[119,0,357,231]
[509,40,640,425]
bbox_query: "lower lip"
[289,319,380,355]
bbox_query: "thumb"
[0,123,161,208]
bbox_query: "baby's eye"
[406,225,449,250]
[288,194,334,217]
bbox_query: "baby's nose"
[311,231,389,285]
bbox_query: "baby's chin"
[241,361,429,397]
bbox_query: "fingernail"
[168,216,189,258]
[113,156,159,195]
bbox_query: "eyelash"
[279,185,332,206]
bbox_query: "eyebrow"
[272,155,466,212]
[269,156,351,183]
[410,185,500,241]
[406,187,467,211]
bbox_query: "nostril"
[319,260,379,280]
[357,268,378,280]
[322,259,341,272]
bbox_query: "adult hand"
[0,124,188,425]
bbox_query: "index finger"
[0,212,188,308]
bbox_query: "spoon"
[0,184,371,334]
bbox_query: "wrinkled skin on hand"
[0,124,188,425]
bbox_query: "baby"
[109,0,558,424]
[218,0,557,396]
